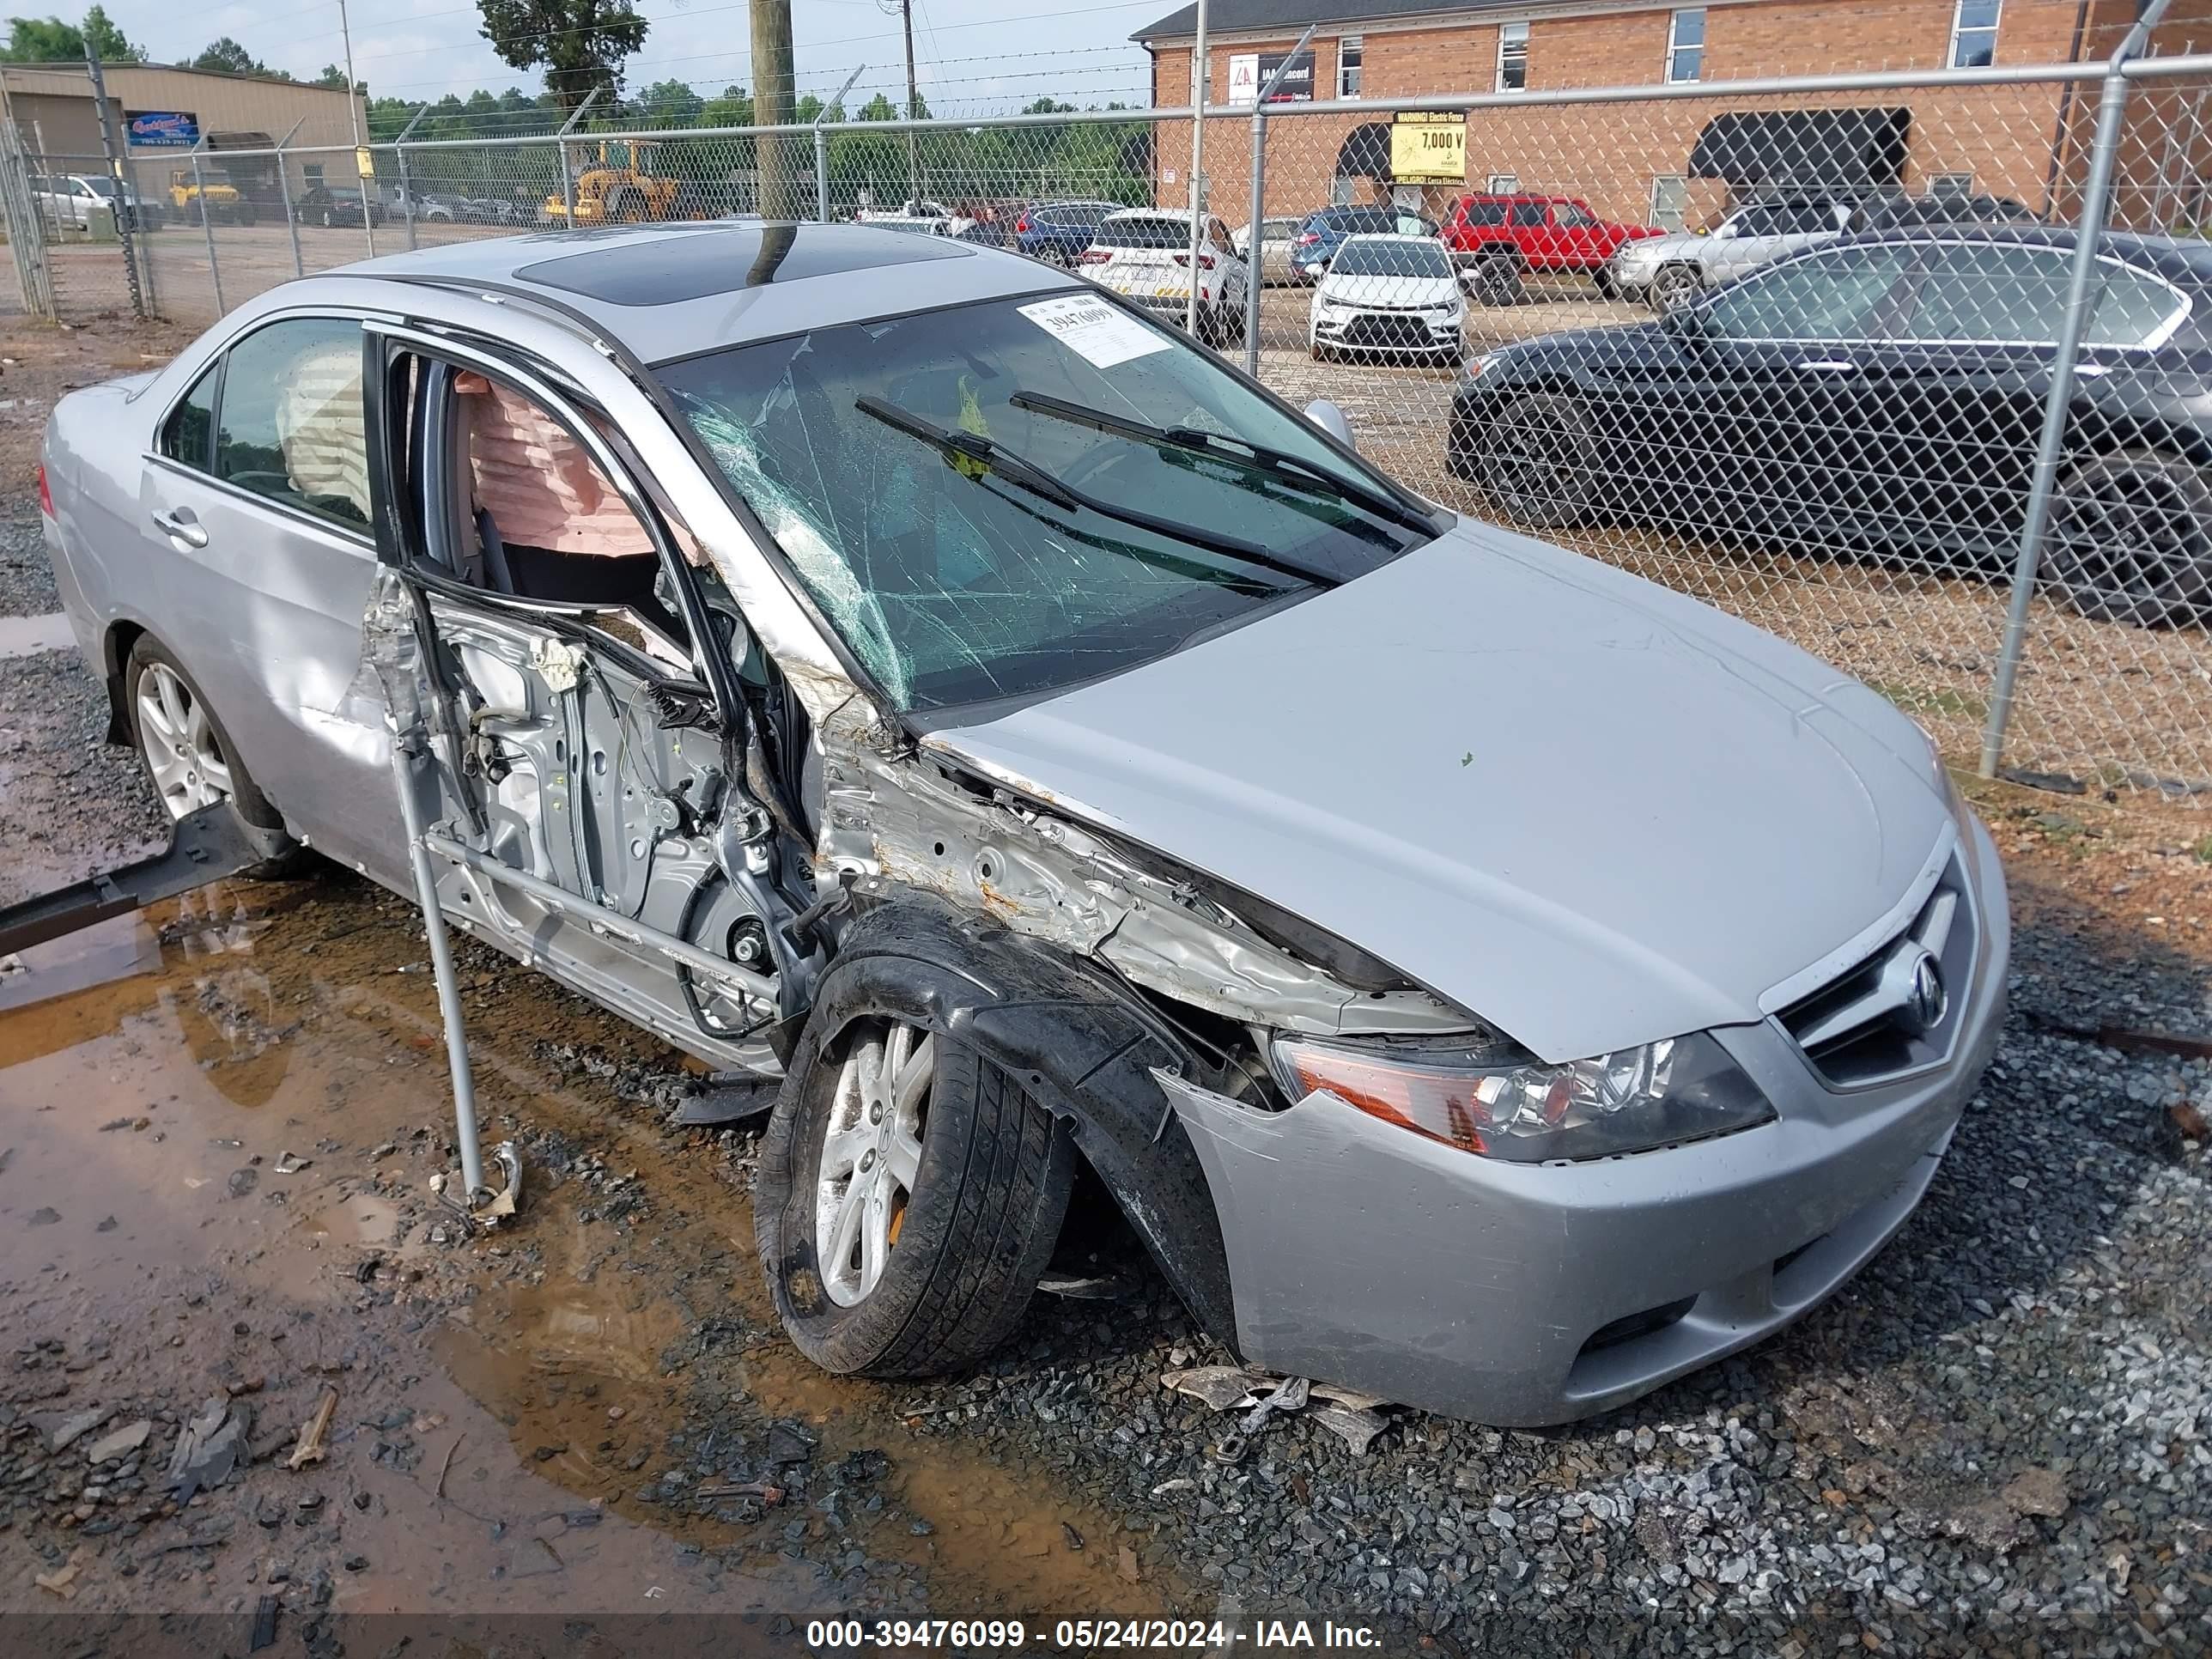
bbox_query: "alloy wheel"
[815,1021,932,1306]
[1652,264,1702,313]
[136,660,234,819]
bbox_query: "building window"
[1650,173,1689,228]
[1487,173,1519,192]
[1949,0,2000,69]
[1338,34,1363,99]
[1667,9,1705,83]
[1496,21,1528,92]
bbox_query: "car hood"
[927,520,1954,1061]
[1616,229,1708,262]
[1318,272,1458,306]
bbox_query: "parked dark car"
[1291,204,1441,283]
[1449,228,2212,627]
[1011,198,1124,264]
[295,185,384,228]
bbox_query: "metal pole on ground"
[1978,0,2172,779]
[556,88,599,229]
[83,48,143,320]
[393,104,430,251]
[190,142,223,316]
[274,119,304,277]
[388,729,486,1200]
[1184,0,1209,337]
[815,64,865,222]
[1244,23,1316,377]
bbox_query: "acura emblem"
[1905,952,1948,1033]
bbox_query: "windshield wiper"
[855,396,1339,590]
[1008,390,1434,537]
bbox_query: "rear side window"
[1461,200,1507,227]
[1096,216,1184,249]
[160,365,218,471]
[1510,201,1548,227]
[214,318,371,528]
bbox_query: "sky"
[78,0,1169,115]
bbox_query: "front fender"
[805,896,1237,1346]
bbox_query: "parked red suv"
[1440,193,1662,303]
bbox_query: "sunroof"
[514,224,971,306]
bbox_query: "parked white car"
[33,172,159,231]
[1079,209,1249,345]
[854,198,975,238]
[1309,234,1465,364]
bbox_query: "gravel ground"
[0,642,167,904]
[0,515,58,617]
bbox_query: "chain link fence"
[4,37,2212,793]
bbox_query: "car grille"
[1339,315,1437,347]
[1777,852,1976,1089]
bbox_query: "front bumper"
[1312,309,1462,354]
[1164,811,2009,1426]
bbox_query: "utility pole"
[751,0,796,218]
[1183,0,1208,336]
[901,0,920,207]
[337,0,374,254]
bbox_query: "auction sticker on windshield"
[1019,293,1171,369]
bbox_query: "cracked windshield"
[659,293,1430,710]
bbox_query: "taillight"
[36,462,52,518]
[1015,214,1030,233]
[1078,248,1109,264]
[1296,231,1320,245]
[1170,252,1216,270]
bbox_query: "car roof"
[1336,232,1445,246]
[1100,208,1188,222]
[1834,223,2212,288]
[326,221,1086,367]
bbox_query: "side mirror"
[1661,302,1709,341]
[1304,398,1355,451]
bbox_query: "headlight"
[1273,1030,1773,1163]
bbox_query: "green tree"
[477,0,647,112]
[312,64,359,91]
[193,36,285,77]
[0,8,138,62]
[633,76,700,126]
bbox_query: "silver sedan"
[39,222,2005,1425]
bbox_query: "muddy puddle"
[0,870,1188,1640]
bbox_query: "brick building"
[1135,0,2212,233]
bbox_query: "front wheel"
[2045,450,2212,627]
[757,1012,1077,1377]
[1471,392,1601,529]
[1471,253,1524,307]
[1651,264,1703,313]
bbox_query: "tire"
[234,201,257,228]
[757,1011,1078,1378]
[1309,340,1329,363]
[124,635,305,878]
[1651,263,1703,313]
[1471,391,1601,529]
[606,185,639,223]
[1590,265,1616,300]
[2045,449,2212,627]
[1472,252,1524,307]
[319,207,334,228]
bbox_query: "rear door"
[137,313,395,873]
[1836,239,2192,563]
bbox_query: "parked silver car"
[1613,192,2042,310]
[38,222,2006,1425]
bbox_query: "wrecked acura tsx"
[37,222,2006,1425]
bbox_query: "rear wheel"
[757,1012,1078,1377]
[1472,392,1601,528]
[234,200,257,227]
[125,635,303,877]
[2045,450,2212,627]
